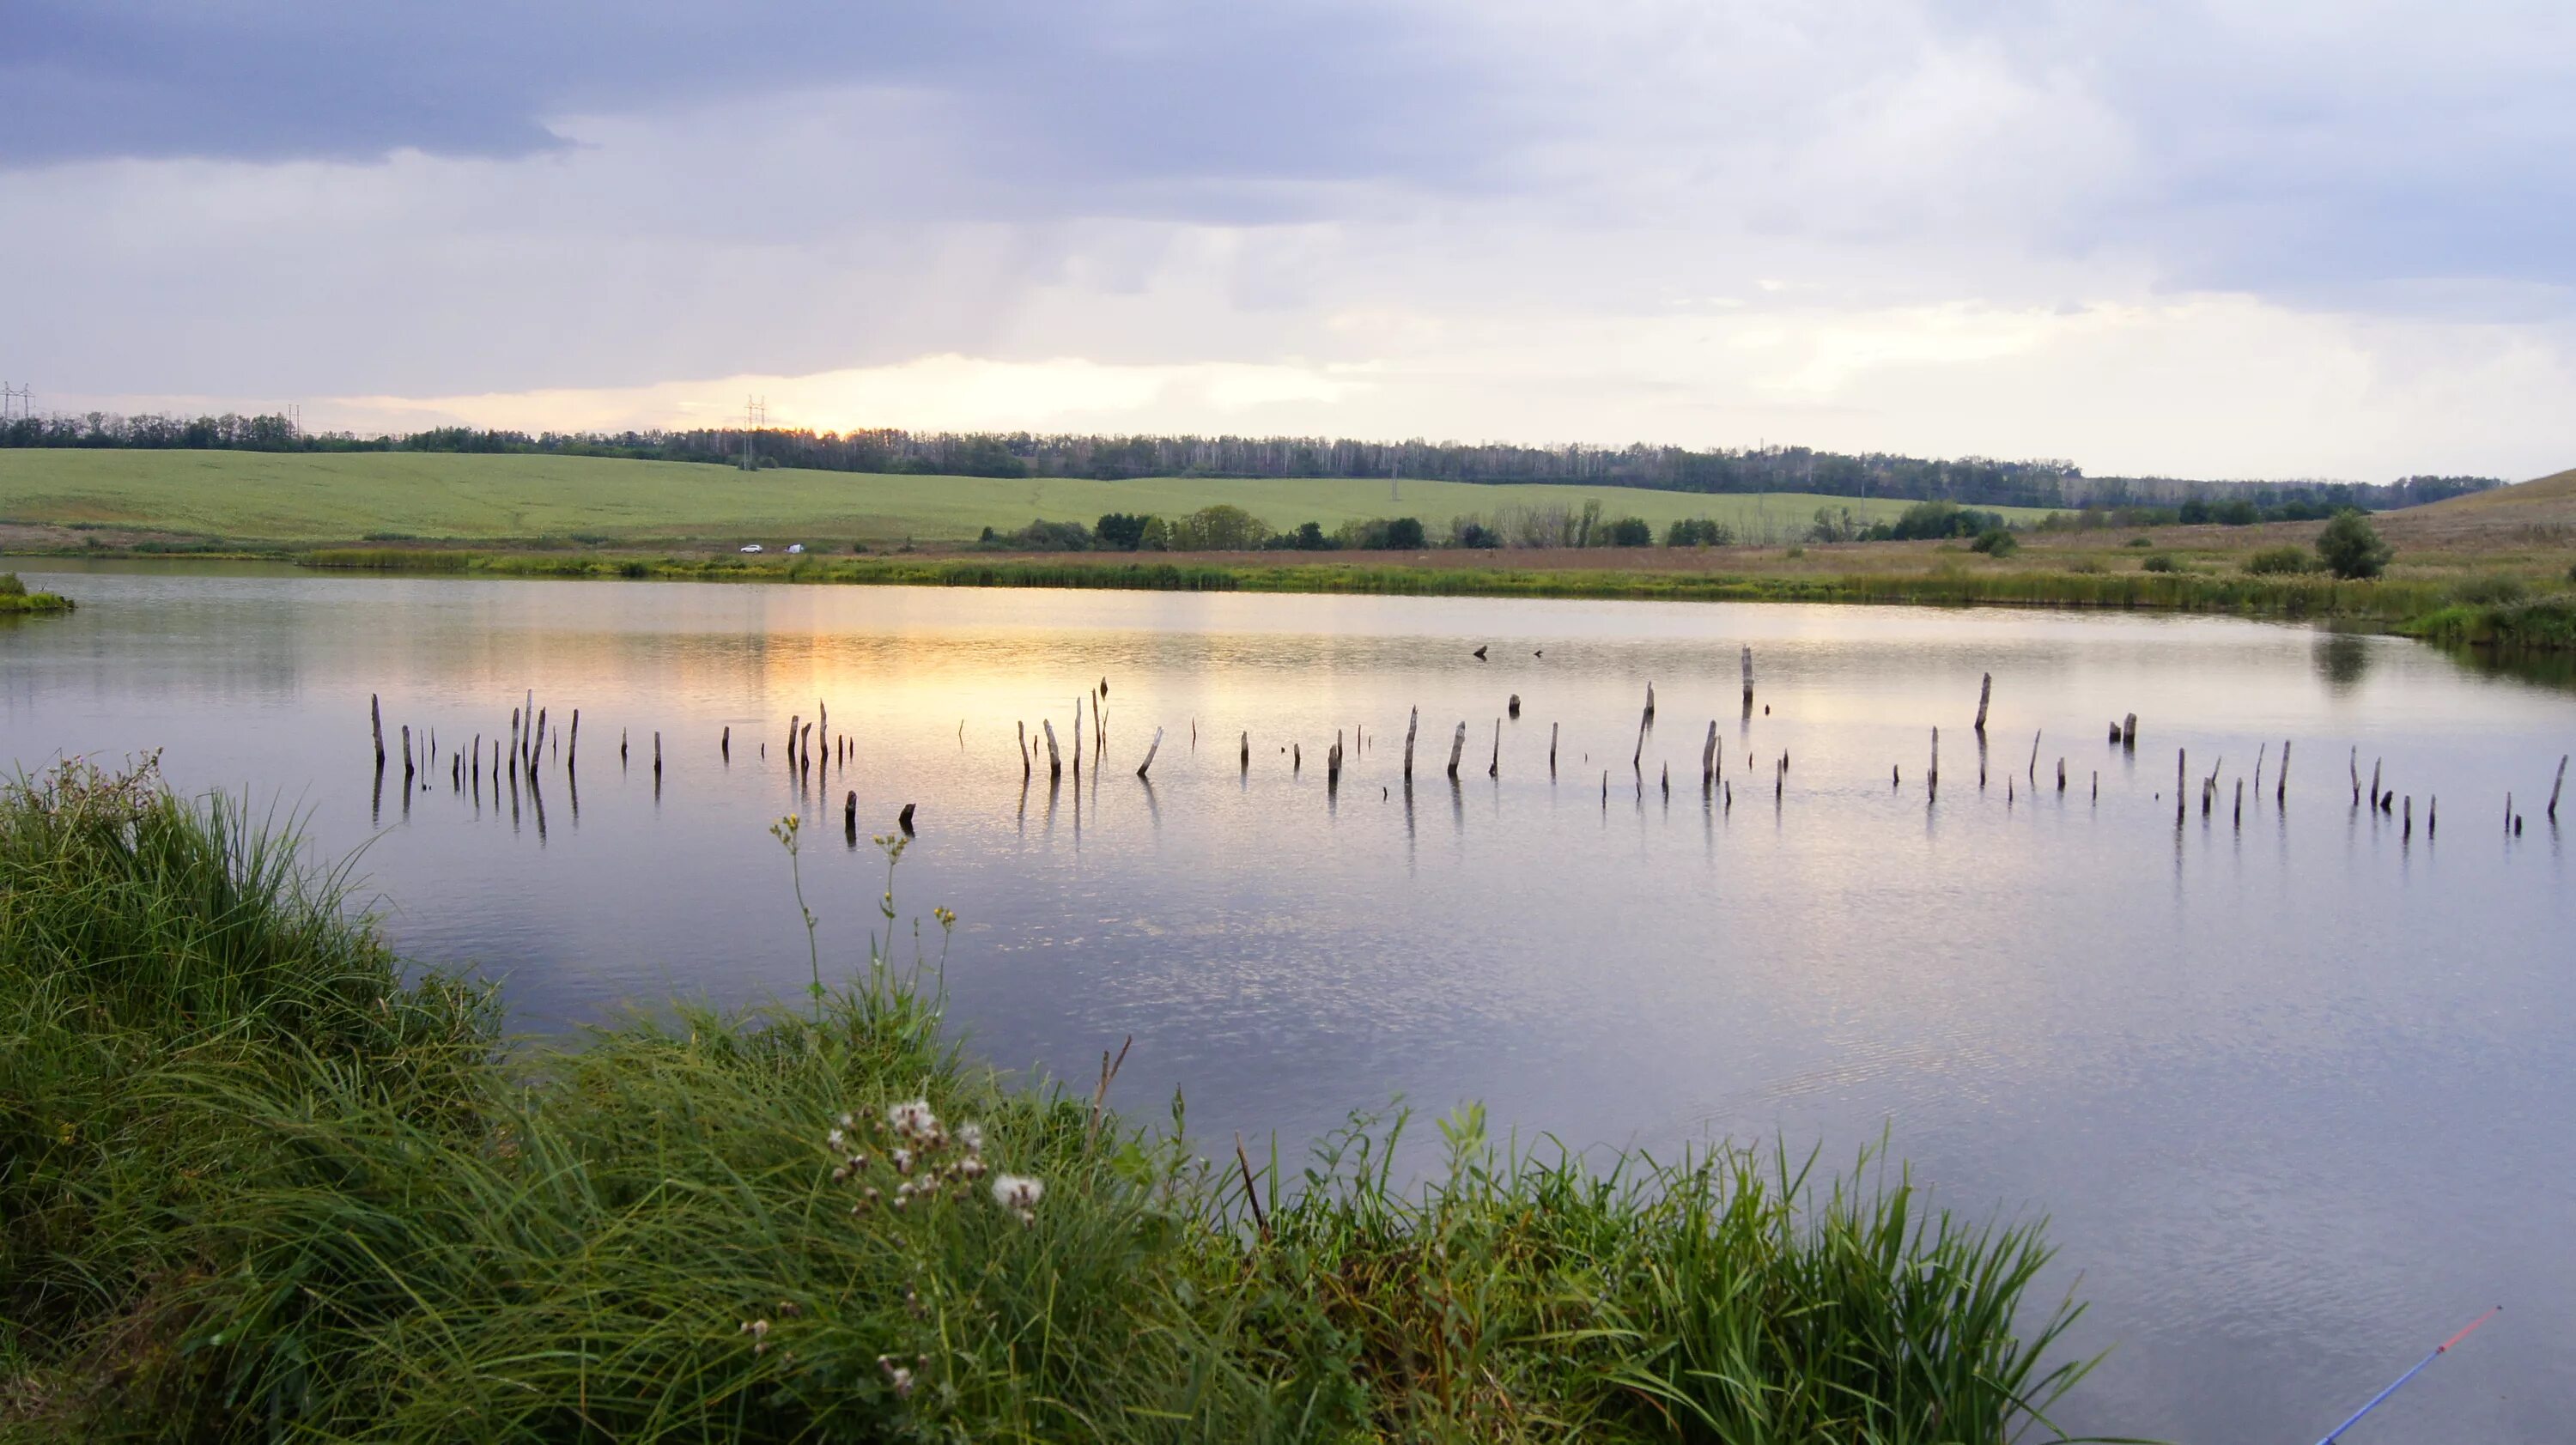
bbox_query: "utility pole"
[0,382,29,422]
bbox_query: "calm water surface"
[5,561,2572,1442]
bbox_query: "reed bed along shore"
[1,757,2125,1443]
[297,543,2471,622]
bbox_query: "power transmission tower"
[0,382,30,422]
[741,395,767,471]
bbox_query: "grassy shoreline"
[0,573,73,615]
[2,759,2121,1442]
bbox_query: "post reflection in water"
[3,562,2573,1443]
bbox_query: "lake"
[4,559,2569,1441]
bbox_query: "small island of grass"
[0,573,73,615]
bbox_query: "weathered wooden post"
[1929,726,1940,800]
[568,709,580,770]
[1741,646,1754,713]
[2428,795,2437,837]
[787,716,799,767]
[371,695,386,769]
[533,707,547,768]
[1507,694,1521,719]
[471,733,482,789]
[620,728,628,764]
[1072,701,1084,782]
[2252,743,2266,798]
[1643,682,1656,722]
[1974,673,1991,735]
[2091,769,2098,801]
[1488,720,1500,778]
[653,732,662,779]
[1239,730,1249,774]
[2235,779,2244,827]
[2177,748,2187,826]
[1403,707,1419,779]
[1549,722,1558,777]
[844,789,858,837]
[2549,755,2567,823]
[2350,747,2360,806]
[2028,729,2041,783]
[400,725,414,787]
[2057,757,2066,792]
[1701,721,1718,790]
[2403,794,2412,841]
[2369,758,2382,811]
[2123,713,2137,749]
[1292,743,1302,774]
[1018,721,1030,781]
[1446,721,1467,780]
[2108,719,2123,743]
[721,725,731,762]
[1137,727,1164,780]
[2277,739,2290,806]
[1044,720,1064,780]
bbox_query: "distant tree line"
[0,409,2502,513]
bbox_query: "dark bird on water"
[1534,649,1543,657]
[1473,646,1489,660]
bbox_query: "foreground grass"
[0,760,2123,1442]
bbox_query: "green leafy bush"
[1968,527,2018,557]
[2141,553,2182,573]
[2244,546,2317,575]
[2316,508,2393,580]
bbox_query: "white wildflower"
[886,1099,936,1138]
[891,1147,914,1175]
[956,1122,984,1153]
[991,1174,1044,1212]
[826,1126,847,1148]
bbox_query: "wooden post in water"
[1508,694,1521,719]
[2177,749,2187,826]
[567,710,579,770]
[1017,722,1030,781]
[533,707,547,768]
[787,716,799,768]
[1446,721,1467,780]
[1042,721,1064,780]
[2122,713,2137,750]
[1701,721,1718,791]
[2028,730,2041,784]
[1292,743,1302,774]
[2350,747,2360,805]
[1403,707,1418,779]
[1072,701,1083,782]
[1741,646,1753,713]
[2428,795,2437,837]
[2369,758,2382,811]
[1488,720,1500,778]
[1549,722,1558,778]
[1974,673,1991,736]
[721,725,731,762]
[2277,739,2290,806]
[1136,727,1164,780]
[2057,757,2066,792]
[471,734,482,789]
[2234,779,2244,828]
[1643,682,1656,722]
[401,726,414,788]
[1239,731,1249,775]
[2253,743,2265,798]
[843,789,857,835]
[2549,755,2567,823]
[1929,727,1939,801]
[2091,769,2098,801]
[371,695,385,769]
[653,732,662,780]
[2403,794,2412,841]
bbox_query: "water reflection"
[2,564,2572,1442]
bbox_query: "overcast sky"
[5,0,2572,479]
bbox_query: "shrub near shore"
[0,760,2117,1442]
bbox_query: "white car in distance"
[739,544,763,554]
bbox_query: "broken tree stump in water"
[1446,721,1467,780]
[1974,673,1991,736]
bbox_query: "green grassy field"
[0,450,2044,546]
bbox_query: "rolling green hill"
[0,450,2044,548]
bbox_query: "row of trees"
[1,410,2500,514]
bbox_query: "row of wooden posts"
[369,659,2570,843]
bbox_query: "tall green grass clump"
[0,573,75,613]
[2,766,2125,1442]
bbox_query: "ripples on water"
[4,561,2570,1441]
